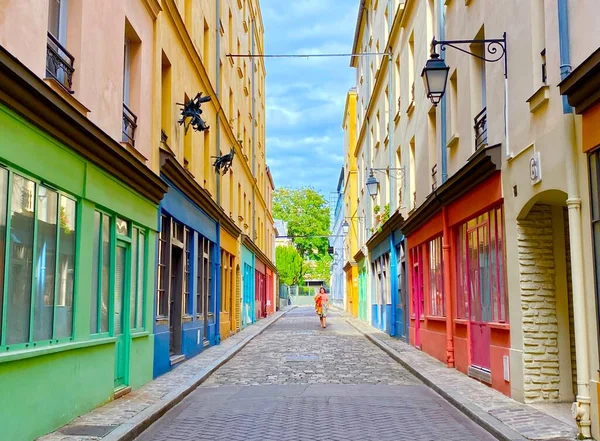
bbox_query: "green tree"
[273,187,330,260]
[303,254,332,283]
[275,245,306,285]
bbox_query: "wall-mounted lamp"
[342,216,364,236]
[366,167,405,199]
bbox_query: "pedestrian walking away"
[315,286,329,328]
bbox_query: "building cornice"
[343,260,357,272]
[402,144,502,237]
[160,149,241,238]
[142,0,162,19]
[0,45,167,204]
[559,46,600,114]
[351,0,367,67]
[342,88,357,128]
[354,248,365,262]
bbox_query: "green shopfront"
[0,50,166,441]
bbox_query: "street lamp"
[421,33,507,106]
[366,171,379,198]
[366,167,405,199]
[342,220,350,235]
[421,52,449,106]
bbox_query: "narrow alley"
[134,308,496,441]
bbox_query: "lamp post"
[366,167,405,200]
[342,216,364,236]
[421,33,509,155]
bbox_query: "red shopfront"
[266,268,275,315]
[255,259,267,320]
[405,146,510,396]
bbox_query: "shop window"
[197,236,213,318]
[455,206,507,323]
[183,228,192,315]
[129,227,146,329]
[588,151,600,341]
[428,236,444,316]
[0,169,77,348]
[156,214,170,318]
[410,246,424,318]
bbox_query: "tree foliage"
[303,254,332,283]
[273,187,330,260]
[275,245,305,285]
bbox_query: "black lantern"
[421,52,450,106]
[366,171,379,198]
[342,220,350,236]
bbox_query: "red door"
[411,247,424,348]
[467,224,491,370]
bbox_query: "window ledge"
[527,85,550,113]
[425,315,446,322]
[121,142,148,164]
[156,317,169,326]
[394,110,401,125]
[488,322,510,330]
[0,337,116,364]
[182,315,193,323]
[406,100,415,116]
[447,133,459,149]
[228,56,235,67]
[454,318,468,325]
[131,331,150,339]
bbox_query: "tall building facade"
[330,168,346,308]
[0,0,275,438]
[348,0,600,437]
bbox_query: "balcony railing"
[122,103,138,146]
[474,107,488,151]
[45,32,75,92]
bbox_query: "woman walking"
[315,287,329,328]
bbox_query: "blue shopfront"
[153,155,222,378]
[367,213,407,339]
[241,241,255,328]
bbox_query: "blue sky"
[261,0,358,198]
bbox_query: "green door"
[114,241,129,388]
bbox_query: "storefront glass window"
[428,236,444,316]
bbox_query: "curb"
[103,308,294,441]
[347,319,527,441]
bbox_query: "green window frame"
[0,166,78,350]
[90,211,146,335]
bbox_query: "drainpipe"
[215,0,221,205]
[442,206,454,367]
[558,0,591,437]
[387,0,396,210]
[251,20,257,244]
[438,0,447,182]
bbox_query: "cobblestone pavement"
[347,315,579,441]
[135,307,497,441]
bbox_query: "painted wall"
[241,244,255,327]
[0,105,158,441]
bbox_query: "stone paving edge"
[102,307,295,441]
[346,318,527,441]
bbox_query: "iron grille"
[122,103,138,146]
[45,32,75,91]
[474,107,488,151]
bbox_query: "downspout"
[442,206,454,367]
[387,0,395,210]
[215,0,221,205]
[438,0,447,182]
[214,0,222,344]
[251,20,257,244]
[558,0,591,437]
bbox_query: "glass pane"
[6,175,35,345]
[468,230,479,321]
[90,211,100,333]
[114,246,125,335]
[0,169,8,342]
[130,230,138,328]
[48,0,61,37]
[116,218,128,236]
[591,153,600,220]
[34,187,58,341]
[55,196,76,339]
[136,232,145,328]
[101,214,111,332]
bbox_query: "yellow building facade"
[342,89,359,318]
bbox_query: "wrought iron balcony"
[45,32,75,92]
[474,107,488,151]
[122,103,138,146]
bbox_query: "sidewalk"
[346,315,580,441]
[37,308,292,441]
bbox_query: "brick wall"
[518,204,560,402]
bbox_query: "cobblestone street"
[135,308,497,441]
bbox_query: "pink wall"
[0,0,156,163]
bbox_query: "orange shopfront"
[405,145,510,396]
